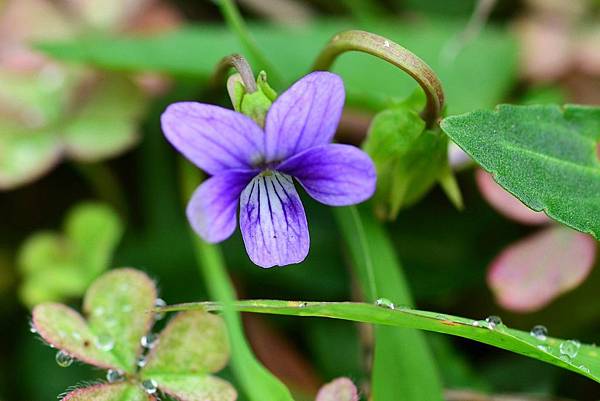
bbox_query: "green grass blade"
[334,206,444,401]
[161,299,600,384]
[179,161,294,401]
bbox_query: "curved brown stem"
[213,54,257,93]
[312,30,445,127]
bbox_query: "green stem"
[157,299,599,384]
[178,160,294,401]
[212,54,258,93]
[312,30,445,127]
[218,0,283,87]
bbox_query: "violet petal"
[239,172,309,268]
[278,144,376,206]
[264,71,345,162]
[161,102,265,175]
[187,169,257,243]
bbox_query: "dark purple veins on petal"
[239,171,309,268]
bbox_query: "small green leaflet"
[441,104,600,239]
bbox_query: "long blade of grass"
[160,299,600,384]
[333,206,444,401]
[179,160,294,401]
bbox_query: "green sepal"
[363,106,452,219]
[228,70,277,127]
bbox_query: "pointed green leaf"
[83,268,157,373]
[315,378,359,401]
[62,383,153,401]
[62,75,146,161]
[149,375,237,401]
[32,303,121,369]
[168,299,600,383]
[441,104,600,239]
[142,311,230,375]
[18,202,123,307]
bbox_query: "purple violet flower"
[161,71,376,268]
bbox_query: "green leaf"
[364,108,449,219]
[148,375,237,401]
[36,19,517,114]
[333,206,444,401]
[441,104,600,239]
[83,268,157,373]
[18,202,123,307]
[0,124,62,190]
[62,75,146,161]
[163,299,600,384]
[62,383,153,401]
[32,303,121,369]
[142,311,229,375]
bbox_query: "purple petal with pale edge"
[239,172,309,268]
[488,226,597,313]
[161,102,265,175]
[264,71,345,162]
[187,169,257,243]
[278,144,376,206]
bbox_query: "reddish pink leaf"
[315,378,359,401]
[488,226,597,312]
[476,169,550,225]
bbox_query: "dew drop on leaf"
[106,369,124,383]
[154,298,166,320]
[137,356,147,368]
[55,350,73,367]
[142,379,158,394]
[559,340,581,359]
[141,333,159,349]
[375,298,395,309]
[96,335,115,351]
[485,315,502,329]
[530,325,548,341]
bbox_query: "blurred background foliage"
[0,0,599,400]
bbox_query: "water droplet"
[154,298,166,320]
[142,379,158,394]
[55,350,73,367]
[559,340,581,359]
[141,333,159,349]
[537,344,549,352]
[485,315,502,329]
[471,321,480,327]
[29,321,37,334]
[298,302,308,308]
[530,325,548,341]
[96,335,115,351]
[375,298,395,309]
[579,365,591,374]
[137,356,147,368]
[106,369,124,383]
[383,40,390,48]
